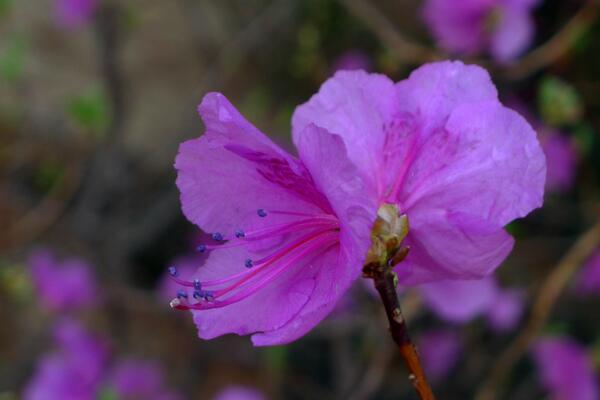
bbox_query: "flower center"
[169,209,340,311]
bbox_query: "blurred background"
[1,0,599,399]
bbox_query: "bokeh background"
[1,0,600,399]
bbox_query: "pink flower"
[213,386,265,400]
[421,0,540,62]
[539,129,578,192]
[532,337,599,400]
[28,249,99,312]
[486,287,524,332]
[294,61,545,285]
[576,248,600,295]
[173,93,375,345]
[24,319,109,400]
[419,277,524,332]
[331,50,372,73]
[173,61,544,345]
[108,359,182,400]
[418,328,462,382]
[55,0,98,29]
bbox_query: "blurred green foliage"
[0,0,12,18]
[0,35,25,82]
[66,88,110,136]
[538,76,583,127]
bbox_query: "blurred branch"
[475,217,600,400]
[338,0,599,81]
[0,154,85,251]
[347,292,422,400]
[337,0,440,64]
[500,0,600,80]
[364,263,435,400]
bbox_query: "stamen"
[235,230,245,238]
[196,244,207,253]
[168,266,178,277]
[180,232,338,310]
[245,259,253,268]
[211,232,224,241]
[193,279,201,290]
[257,209,267,217]
[177,290,188,299]
[171,228,338,290]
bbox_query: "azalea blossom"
[294,61,545,285]
[418,328,462,382]
[28,249,99,312]
[213,385,265,400]
[576,248,600,295]
[173,91,375,345]
[419,276,524,332]
[532,337,599,400]
[24,319,109,400]
[107,359,182,400]
[172,60,544,345]
[539,129,578,192]
[331,50,372,73]
[421,0,540,62]
[55,0,99,29]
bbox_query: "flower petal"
[253,125,376,345]
[176,93,327,235]
[395,61,498,127]
[397,210,514,284]
[401,101,545,227]
[292,71,397,192]
[191,246,317,341]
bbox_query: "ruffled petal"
[292,71,397,192]
[395,61,498,128]
[396,210,514,284]
[176,93,327,235]
[400,101,545,227]
[253,125,376,345]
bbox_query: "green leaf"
[0,35,25,82]
[0,0,13,17]
[67,88,110,136]
[96,388,120,400]
[537,76,583,127]
[263,345,287,373]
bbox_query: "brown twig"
[338,0,598,81]
[337,0,440,64]
[500,0,600,80]
[475,217,600,400]
[365,266,435,400]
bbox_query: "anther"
[204,291,215,301]
[177,290,188,299]
[193,279,201,290]
[193,290,203,300]
[211,232,224,241]
[235,230,245,238]
[245,259,254,268]
[168,266,178,277]
[257,209,267,218]
[196,244,207,253]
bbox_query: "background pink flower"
[28,249,99,312]
[421,0,540,62]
